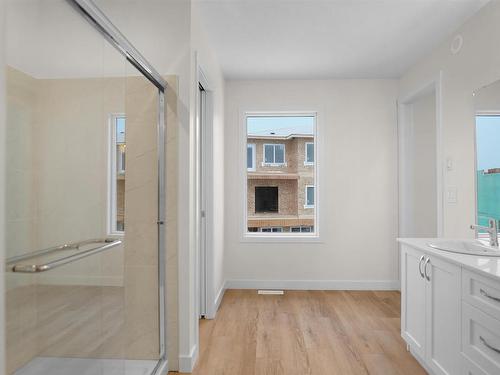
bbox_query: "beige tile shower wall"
[123,75,159,360]
[5,68,39,374]
[5,67,38,291]
[5,68,180,368]
[5,69,129,373]
[32,75,126,287]
[122,74,179,362]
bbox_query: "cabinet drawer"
[462,302,500,375]
[461,354,488,375]
[462,270,500,320]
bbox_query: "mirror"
[473,80,500,232]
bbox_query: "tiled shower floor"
[13,357,158,375]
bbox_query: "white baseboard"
[225,279,400,291]
[179,344,198,373]
[214,282,226,313]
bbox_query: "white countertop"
[398,238,500,281]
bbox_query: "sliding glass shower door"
[5,1,166,374]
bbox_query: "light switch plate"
[446,158,453,171]
[446,186,457,203]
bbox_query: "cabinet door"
[401,245,426,359]
[425,255,461,375]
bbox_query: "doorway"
[398,76,443,239]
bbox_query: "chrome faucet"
[470,218,499,248]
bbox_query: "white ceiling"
[195,0,489,80]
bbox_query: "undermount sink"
[428,240,500,257]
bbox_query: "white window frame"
[474,111,500,243]
[305,142,314,165]
[241,111,321,242]
[247,143,256,171]
[263,143,286,166]
[304,185,315,208]
[107,114,126,236]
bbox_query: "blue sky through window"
[116,116,126,144]
[247,116,314,136]
[476,115,500,170]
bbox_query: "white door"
[425,255,461,375]
[401,246,427,359]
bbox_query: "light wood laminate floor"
[172,290,426,375]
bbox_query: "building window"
[255,186,278,213]
[260,227,283,233]
[247,143,256,171]
[475,114,500,233]
[305,142,314,165]
[263,144,285,165]
[109,115,126,234]
[246,114,317,236]
[291,226,313,233]
[305,185,315,208]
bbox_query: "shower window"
[109,114,126,234]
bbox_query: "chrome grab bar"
[7,238,122,273]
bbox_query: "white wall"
[224,79,399,288]
[192,4,225,316]
[0,0,6,371]
[175,4,226,371]
[411,93,438,237]
[399,0,500,238]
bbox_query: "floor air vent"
[257,290,284,295]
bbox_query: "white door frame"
[398,72,444,239]
[195,58,215,320]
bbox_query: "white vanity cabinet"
[401,244,461,375]
[401,240,500,375]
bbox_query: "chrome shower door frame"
[66,0,168,373]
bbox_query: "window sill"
[241,233,322,244]
[304,205,314,209]
[304,162,314,166]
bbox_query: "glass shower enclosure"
[4,0,167,374]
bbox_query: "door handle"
[424,257,431,281]
[418,255,425,278]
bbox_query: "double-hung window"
[263,144,285,166]
[305,185,315,208]
[305,142,314,165]
[247,143,256,171]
